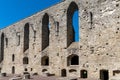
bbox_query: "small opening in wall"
[116,4,119,7]
[41,56,49,66]
[100,69,109,80]
[42,69,47,72]
[33,30,36,42]
[12,66,15,74]
[57,53,59,56]
[113,70,120,76]
[106,53,109,55]
[31,68,33,71]
[69,69,77,72]
[23,57,29,64]
[18,35,20,46]
[67,54,79,66]
[117,22,119,24]
[100,9,102,11]
[61,69,67,77]
[6,38,8,48]
[12,54,15,62]
[55,21,59,36]
[80,46,82,48]
[0,68,1,73]
[89,12,93,26]
[25,68,28,71]
[86,1,88,4]
[99,34,101,36]
[34,55,36,58]
[106,43,108,45]
[117,28,119,30]
[81,70,88,78]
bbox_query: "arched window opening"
[41,56,49,66]
[67,2,79,47]
[5,38,8,48]
[12,66,15,74]
[42,13,50,50]
[81,70,88,78]
[61,69,67,77]
[67,54,79,66]
[23,57,29,64]
[24,23,29,52]
[0,33,4,63]
[12,54,15,62]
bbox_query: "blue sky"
[73,11,79,41]
[0,0,61,29]
[0,0,79,41]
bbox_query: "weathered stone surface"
[0,0,120,79]
[9,77,22,80]
[110,76,120,80]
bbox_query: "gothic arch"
[23,23,30,52]
[42,13,50,50]
[0,33,4,63]
[67,2,79,47]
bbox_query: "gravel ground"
[0,74,97,80]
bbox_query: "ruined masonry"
[0,0,120,80]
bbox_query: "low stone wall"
[109,76,120,80]
[9,77,22,80]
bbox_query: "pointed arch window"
[0,33,4,63]
[24,23,29,52]
[42,13,50,50]
[67,2,79,47]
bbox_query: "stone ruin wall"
[0,0,120,79]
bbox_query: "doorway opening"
[80,70,87,78]
[61,69,67,77]
[100,70,109,80]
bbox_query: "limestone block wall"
[0,0,120,79]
